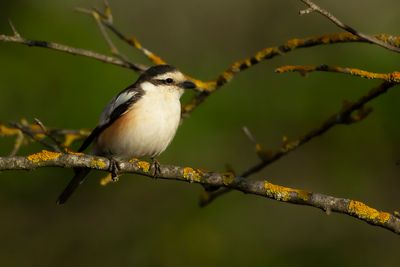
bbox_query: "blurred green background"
[1,0,399,266]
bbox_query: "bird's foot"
[150,158,161,178]
[108,158,121,182]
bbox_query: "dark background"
[0,0,399,266]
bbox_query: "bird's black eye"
[165,78,174,84]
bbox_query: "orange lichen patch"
[34,133,46,140]
[317,33,356,44]
[376,34,400,46]
[275,65,315,74]
[264,181,310,202]
[231,62,242,72]
[129,37,142,49]
[145,51,165,65]
[0,124,20,136]
[275,66,291,73]
[137,161,150,173]
[90,159,107,169]
[64,148,84,156]
[276,64,400,84]
[244,59,252,68]
[297,189,311,202]
[100,173,113,186]
[63,133,83,147]
[348,68,385,80]
[255,47,275,60]
[222,173,235,186]
[286,38,301,49]
[185,76,216,92]
[27,150,61,163]
[128,157,139,163]
[348,200,391,223]
[282,140,300,152]
[344,68,400,82]
[127,36,165,65]
[320,34,335,44]
[183,167,203,183]
[389,71,400,82]
[221,71,234,83]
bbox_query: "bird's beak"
[181,80,196,90]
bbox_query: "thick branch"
[0,150,398,234]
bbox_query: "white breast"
[95,82,182,159]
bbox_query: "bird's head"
[139,65,196,97]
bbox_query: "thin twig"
[77,4,166,66]
[1,121,90,152]
[242,126,257,144]
[9,122,61,152]
[299,0,400,53]
[75,7,129,62]
[34,118,64,151]
[0,25,147,72]
[8,131,24,156]
[8,20,20,38]
[201,81,399,206]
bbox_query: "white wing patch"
[99,90,139,126]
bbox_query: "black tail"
[57,168,91,205]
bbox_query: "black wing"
[77,84,145,152]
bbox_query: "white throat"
[141,81,184,98]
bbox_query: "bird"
[57,64,196,204]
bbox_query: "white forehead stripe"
[153,71,185,81]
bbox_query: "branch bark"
[1,150,399,235]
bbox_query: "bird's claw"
[108,158,121,182]
[151,158,161,178]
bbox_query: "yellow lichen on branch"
[128,158,151,173]
[186,76,216,92]
[64,148,84,156]
[100,173,113,186]
[348,200,391,224]
[183,167,203,183]
[276,64,400,83]
[27,150,61,163]
[264,181,310,201]
[90,158,107,169]
[63,133,85,147]
[137,161,150,173]
[123,35,166,65]
[0,124,21,136]
[222,173,235,186]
